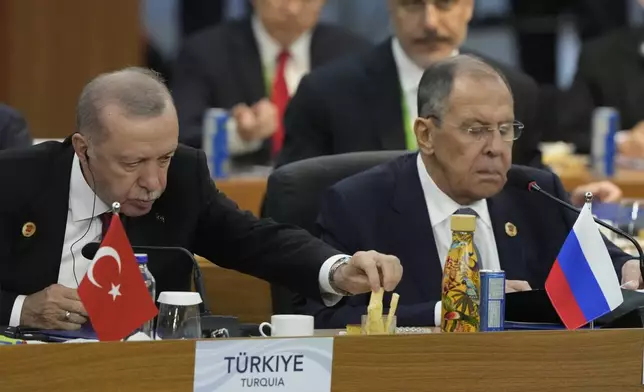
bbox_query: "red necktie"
[99,212,112,241]
[271,50,290,156]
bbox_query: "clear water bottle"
[135,253,156,338]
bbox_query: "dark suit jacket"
[0,104,32,150]
[559,27,644,153]
[296,153,632,328]
[0,139,339,325]
[172,19,371,166]
[277,39,543,169]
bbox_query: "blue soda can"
[202,108,232,179]
[479,270,506,331]
[591,107,619,178]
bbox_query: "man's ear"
[463,0,475,23]
[414,117,436,156]
[71,133,90,165]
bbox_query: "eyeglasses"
[426,116,524,142]
[398,0,460,12]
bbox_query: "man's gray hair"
[76,67,172,140]
[417,54,512,119]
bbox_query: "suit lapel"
[390,154,443,299]
[487,188,527,280]
[230,20,266,102]
[17,141,75,286]
[363,40,406,151]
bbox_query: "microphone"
[82,242,211,315]
[507,167,644,279]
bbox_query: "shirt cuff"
[434,301,442,327]
[318,254,351,307]
[10,295,26,327]
[227,121,263,156]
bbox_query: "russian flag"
[545,204,624,329]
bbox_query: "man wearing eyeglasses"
[295,55,640,329]
[277,0,620,206]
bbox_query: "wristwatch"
[328,256,353,296]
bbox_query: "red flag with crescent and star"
[78,213,158,341]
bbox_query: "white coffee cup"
[259,315,314,337]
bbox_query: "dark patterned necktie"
[99,212,111,241]
[454,208,483,266]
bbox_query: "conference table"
[1,328,642,391]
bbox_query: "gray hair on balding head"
[76,67,172,141]
[417,54,512,119]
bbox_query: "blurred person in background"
[277,0,622,207]
[172,0,370,168]
[278,0,543,169]
[510,0,627,86]
[0,104,32,150]
[557,0,644,156]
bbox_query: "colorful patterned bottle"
[441,214,481,332]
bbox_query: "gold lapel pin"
[505,222,517,237]
[22,222,36,238]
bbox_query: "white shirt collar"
[416,153,491,228]
[251,16,312,73]
[391,38,460,95]
[392,38,425,95]
[69,154,110,222]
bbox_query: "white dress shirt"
[391,39,459,128]
[10,154,344,326]
[416,154,501,325]
[228,16,313,156]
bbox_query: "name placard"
[194,337,334,392]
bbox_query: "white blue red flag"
[545,204,623,329]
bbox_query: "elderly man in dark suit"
[0,67,402,330]
[294,55,640,328]
[0,104,32,150]
[172,0,370,167]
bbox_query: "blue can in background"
[591,107,619,178]
[202,108,231,179]
[479,270,506,332]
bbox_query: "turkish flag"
[78,214,158,341]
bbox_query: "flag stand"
[112,202,121,215]
[585,191,595,331]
